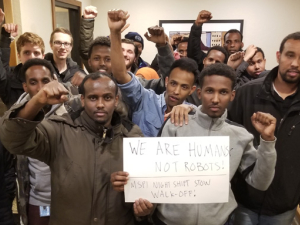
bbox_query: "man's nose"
[174,85,181,94]
[212,93,219,103]
[96,98,104,108]
[291,58,300,68]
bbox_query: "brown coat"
[0,102,144,225]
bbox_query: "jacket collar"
[257,66,300,103]
[79,110,122,142]
[193,106,227,131]
[257,66,278,98]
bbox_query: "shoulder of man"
[47,111,80,128]
[234,76,265,98]
[121,118,144,137]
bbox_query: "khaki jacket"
[0,102,144,225]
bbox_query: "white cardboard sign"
[123,136,230,204]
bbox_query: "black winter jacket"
[228,66,300,215]
[0,28,25,109]
[0,141,16,225]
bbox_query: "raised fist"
[2,23,18,38]
[251,112,276,141]
[144,25,166,46]
[107,9,130,33]
[171,34,183,46]
[33,80,69,106]
[227,51,244,70]
[195,10,212,26]
[83,6,98,19]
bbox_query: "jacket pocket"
[143,111,162,136]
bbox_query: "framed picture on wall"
[159,20,244,50]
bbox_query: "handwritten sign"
[124,136,230,204]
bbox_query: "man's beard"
[280,71,300,84]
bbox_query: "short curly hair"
[198,63,236,90]
[20,58,55,82]
[88,36,111,59]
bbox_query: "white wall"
[18,0,92,55]
[92,0,300,69]
[19,0,53,54]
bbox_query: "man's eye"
[105,96,112,100]
[105,58,111,62]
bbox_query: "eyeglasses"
[53,41,72,48]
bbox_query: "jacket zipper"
[103,128,107,138]
[93,137,105,223]
[208,120,214,136]
[288,119,300,136]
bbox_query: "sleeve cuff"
[156,43,172,56]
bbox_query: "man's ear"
[189,85,196,95]
[88,59,91,67]
[165,76,169,88]
[115,94,119,107]
[276,51,280,63]
[80,95,85,108]
[241,42,244,49]
[203,57,207,65]
[22,83,28,93]
[197,87,202,100]
[230,90,236,101]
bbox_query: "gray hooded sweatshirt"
[156,106,277,225]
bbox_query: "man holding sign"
[0,72,144,225]
[112,63,277,225]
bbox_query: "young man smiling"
[45,28,86,87]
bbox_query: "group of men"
[0,5,299,225]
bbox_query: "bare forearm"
[110,31,131,84]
